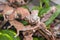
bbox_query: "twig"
[38,30,50,40]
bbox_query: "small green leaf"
[42,0,50,7]
[33,37,39,40]
[38,7,50,17]
[39,0,50,8]
[20,20,29,26]
[22,5,29,9]
[32,6,40,10]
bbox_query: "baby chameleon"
[6,7,38,37]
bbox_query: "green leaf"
[33,37,45,40]
[20,20,29,26]
[0,30,20,40]
[0,33,11,40]
[32,6,40,10]
[42,0,50,7]
[33,37,39,40]
[39,0,50,8]
[38,7,50,17]
[40,0,43,9]
[38,37,45,40]
[22,5,28,9]
[45,5,60,26]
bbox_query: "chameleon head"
[25,10,40,25]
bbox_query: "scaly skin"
[16,7,30,19]
[7,7,30,20]
[8,0,29,5]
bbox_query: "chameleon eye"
[21,1,23,4]
[24,0,28,2]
